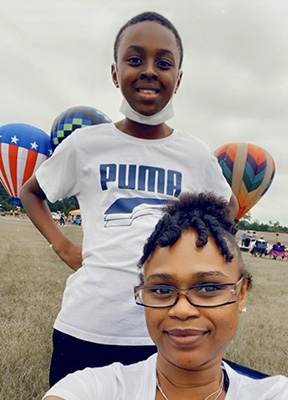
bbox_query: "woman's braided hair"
[138,192,237,271]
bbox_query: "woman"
[43,193,288,400]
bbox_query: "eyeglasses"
[134,275,244,308]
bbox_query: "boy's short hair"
[114,11,183,68]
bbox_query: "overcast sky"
[1,0,287,225]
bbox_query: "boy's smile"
[112,21,183,117]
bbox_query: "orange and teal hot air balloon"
[214,143,275,221]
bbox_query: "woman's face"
[144,230,248,370]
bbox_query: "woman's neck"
[115,118,173,140]
[156,352,225,400]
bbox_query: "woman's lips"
[165,329,209,347]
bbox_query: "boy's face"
[112,21,183,116]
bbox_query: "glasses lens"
[136,283,238,308]
[188,284,234,307]
[138,286,177,307]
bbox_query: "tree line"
[0,184,79,215]
[1,184,287,232]
[236,215,288,233]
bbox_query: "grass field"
[0,215,287,399]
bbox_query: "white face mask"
[113,64,178,126]
[119,97,175,126]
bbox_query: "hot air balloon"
[50,105,112,151]
[0,123,52,206]
[214,143,276,221]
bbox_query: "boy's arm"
[20,176,82,271]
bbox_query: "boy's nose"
[140,61,158,80]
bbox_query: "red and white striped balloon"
[0,123,52,206]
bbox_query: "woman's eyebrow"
[192,271,227,279]
[146,273,173,283]
[146,271,228,283]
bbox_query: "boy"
[20,11,236,386]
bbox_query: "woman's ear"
[238,279,249,314]
[111,63,119,88]
[174,70,183,94]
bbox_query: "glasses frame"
[134,275,245,309]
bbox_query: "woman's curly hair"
[138,192,252,287]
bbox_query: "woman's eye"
[196,285,224,294]
[151,286,174,295]
[157,60,173,70]
[127,57,142,66]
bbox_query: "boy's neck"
[115,118,173,140]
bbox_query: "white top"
[43,354,288,400]
[36,123,231,345]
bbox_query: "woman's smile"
[165,328,209,348]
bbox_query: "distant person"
[269,242,285,260]
[250,236,267,257]
[20,11,238,386]
[241,230,247,246]
[43,193,288,400]
[59,213,65,226]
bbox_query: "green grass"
[0,216,287,399]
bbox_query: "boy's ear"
[174,70,183,94]
[111,64,119,88]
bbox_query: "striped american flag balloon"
[0,123,52,206]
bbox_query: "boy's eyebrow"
[126,45,145,54]
[126,45,175,58]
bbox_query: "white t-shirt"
[43,354,288,400]
[36,123,231,345]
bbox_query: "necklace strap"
[156,371,224,400]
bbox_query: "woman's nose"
[168,294,201,319]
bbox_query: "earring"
[242,306,247,313]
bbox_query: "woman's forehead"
[144,232,242,279]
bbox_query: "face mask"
[113,64,177,126]
[119,97,175,126]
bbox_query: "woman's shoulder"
[43,354,157,400]
[224,361,288,399]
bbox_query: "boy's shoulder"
[73,122,114,137]
[173,129,212,153]
[175,129,210,146]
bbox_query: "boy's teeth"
[139,89,157,94]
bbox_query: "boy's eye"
[127,57,142,66]
[157,60,173,70]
